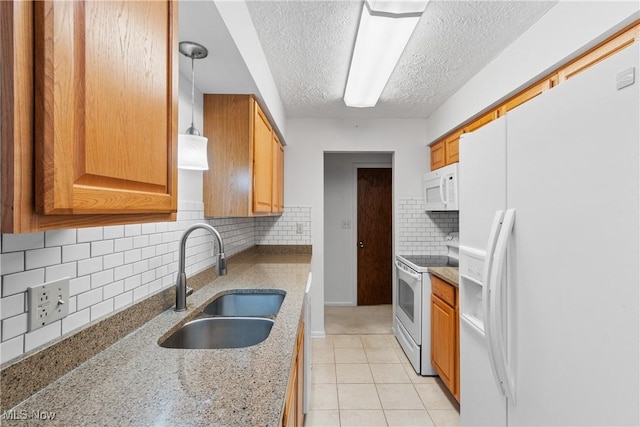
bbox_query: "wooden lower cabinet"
[282,318,304,427]
[431,275,459,402]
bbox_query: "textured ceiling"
[245,0,557,119]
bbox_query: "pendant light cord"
[190,55,196,131]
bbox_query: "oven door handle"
[395,262,422,282]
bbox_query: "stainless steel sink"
[202,292,285,316]
[159,317,274,349]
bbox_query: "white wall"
[324,153,393,306]
[285,119,428,336]
[425,1,640,143]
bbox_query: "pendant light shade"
[178,134,209,170]
[178,41,209,170]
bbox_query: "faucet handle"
[216,253,227,276]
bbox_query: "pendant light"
[178,41,209,170]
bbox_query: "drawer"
[431,275,456,307]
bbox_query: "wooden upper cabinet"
[463,110,497,134]
[430,130,461,171]
[559,23,639,82]
[444,131,461,165]
[34,1,177,215]
[202,94,284,218]
[430,140,446,170]
[253,104,274,214]
[1,0,178,233]
[272,134,285,214]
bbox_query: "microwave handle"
[439,176,448,205]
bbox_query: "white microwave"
[423,163,459,211]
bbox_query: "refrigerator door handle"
[489,208,516,404]
[483,210,506,396]
[439,176,448,205]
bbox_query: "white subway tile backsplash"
[114,264,134,281]
[133,284,149,302]
[2,269,45,297]
[46,262,77,282]
[61,308,90,335]
[2,313,28,341]
[114,291,133,311]
[0,336,24,364]
[77,289,102,311]
[91,269,114,289]
[1,293,25,320]
[133,235,150,249]
[125,224,142,237]
[124,249,142,264]
[141,223,156,235]
[77,257,103,277]
[62,243,91,263]
[1,252,24,275]
[103,225,125,240]
[90,299,114,322]
[77,227,103,243]
[91,240,114,257]
[133,260,149,275]
[124,275,141,292]
[69,276,91,297]
[24,321,61,353]
[103,252,124,270]
[25,247,61,270]
[396,198,459,255]
[45,229,76,247]
[114,237,134,253]
[103,281,124,300]
[2,232,44,253]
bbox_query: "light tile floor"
[305,306,460,427]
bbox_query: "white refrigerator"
[458,43,639,426]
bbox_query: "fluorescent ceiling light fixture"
[344,0,428,108]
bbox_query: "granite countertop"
[3,253,311,427]
[429,266,459,288]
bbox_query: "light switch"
[341,219,351,229]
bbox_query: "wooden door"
[34,0,177,215]
[357,168,392,305]
[431,294,456,393]
[252,101,273,213]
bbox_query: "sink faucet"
[175,223,227,311]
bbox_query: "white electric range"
[394,234,459,375]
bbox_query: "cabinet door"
[431,294,456,393]
[271,135,284,214]
[33,1,177,215]
[430,140,446,170]
[253,102,274,213]
[444,130,461,165]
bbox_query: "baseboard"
[310,330,326,338]
[324,302,355,307]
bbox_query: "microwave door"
[424,176,446,211]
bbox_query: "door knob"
[359,241,364,248]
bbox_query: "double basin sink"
[160,291,285,350]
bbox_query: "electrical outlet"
[341,219,351,229]
[28,278,70,332]
[296,223,304,234]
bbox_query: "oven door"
[395,261,422,344]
